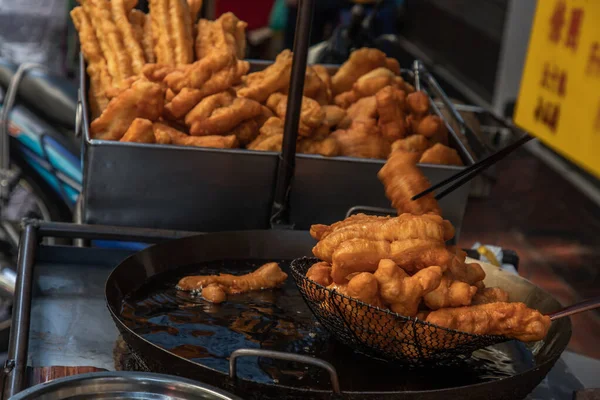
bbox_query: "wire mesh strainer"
[291,257,514,364]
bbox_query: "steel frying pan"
[105,230,572,400]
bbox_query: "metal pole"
[4,224,38,398]
[270,0,314,227]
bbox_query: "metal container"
[9,371,241,400]
[79,56,278,232]
[79,57,474,234]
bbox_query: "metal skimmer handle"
[229,349,341,394]
[549,296,600,321]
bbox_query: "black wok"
[105,230,572,400]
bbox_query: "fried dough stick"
[472,287,510,305]
[82,0,132,83]
[266,93,325,137]
[426,302,552,342]
[310,213,392,241]
[330,238,453,283]
[129,9,155,63]
[237,50,293,102]
[153,123,238,148]
[423,272,478,310]
[374,259,442,317]
[312,213,452,261]
[90,80,164,141]
[331,48,388,95]
[70,6,112,117]
[149,0,194,65]
[177,262,288,294]
[111,0,146,74]
[378,150,442,215]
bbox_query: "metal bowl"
[9,371,242,400]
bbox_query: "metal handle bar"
[549,296,600,321]
[229,348,341,394]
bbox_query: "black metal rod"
[34,220,196,243]
[5,224,38,398]
[412,134,534,201]
[270,0,314,227]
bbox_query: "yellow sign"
[515,0,600,178]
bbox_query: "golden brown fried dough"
[337,96,378,128]
[178,262,288,294]
[376,86,408,142]
[298,136,339,157]
[391,135,431,155]
[472,287,510,305]
[420,143,463,166]
[322,105,347,128]
[374,259,442,317]
[91,80,164,141]
[331,48,389,95]
[266,93,325,137]
[154,122,238,148]
[313,213,450,262]
[426,302,551,342]
[195,12,246,61]
[111,0,145,74]
[120,118,156,143]
[330,238,452,283]
[202,284,227,303]
[185,92,262,136]
[306,261,333,287]
[334,68,405,108]
[187,0,203,22]
[238,50,293,102]
[70,6,112,117]
[378,150,442,215]
[331,119,390,159]
[423,272,477,310]
[149,0,194,65]
[309,213,392,241]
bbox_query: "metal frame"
[2,219,196,398]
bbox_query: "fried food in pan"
[266,93,325,137]
[374,259,442,317]
[306,261,334,287]
[420,143,463,166]
[378,151,442,215]
[391,135,431,155]
[408,115,449,145]
[247,117,284,151]
[310,213,392,241]
[185,91,262,136]
[120,118,156,143]
[201,284,227,304]
[331,47,389,95]
[111,0,146,74]
[423,272,477,310]
[376,86,408,142]
[472,287,510,305]
[330,238,453,283]
[406,91,430,117]
[426,302,551,342]
[312,213,450,262]
[91,80,164,141]
[177,262,288,294]
[154,122,238,148]
[237,50,293,102]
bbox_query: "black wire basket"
[290,257,508,364]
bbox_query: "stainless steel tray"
[79,57,475,233]
[79,56,277,232]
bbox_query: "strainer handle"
[548,296,600,321]
[229,348,341,394]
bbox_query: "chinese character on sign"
[534,96,560,132]
[558,71,567,96]
[587,42,600,77]
[540,62,550,87]
[595,102,600,133]
[549,0,567,43]
[565,8,584,50]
